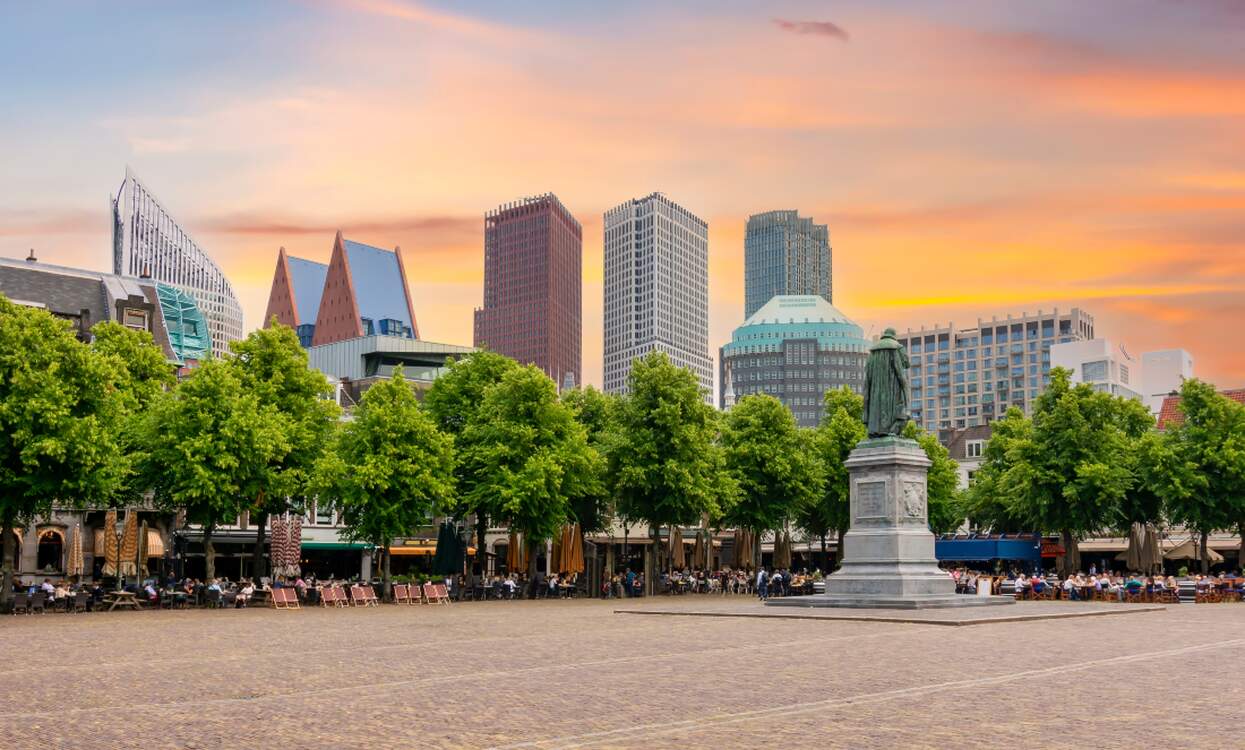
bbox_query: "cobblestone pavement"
[2,596,1242,749]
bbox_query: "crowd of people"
[599,567,818,599]
[947,566,1245,601]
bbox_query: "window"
[966,440,984,458]
[123,307,148,330]
[1082,360,1108,382]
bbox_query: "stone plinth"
[769,437,1011,610]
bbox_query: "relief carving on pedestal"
[902,481,926,518]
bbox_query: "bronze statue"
[862,327,910,437]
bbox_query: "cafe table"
[103,590,142,611]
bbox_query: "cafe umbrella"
[67,523,84,580]
[670,526,685,570]
[431,521,462,576]
[102,509,119,578]
[137,520,149,578]
[118,510,138,578]
[270,515,287,578]
[287,514,302,578]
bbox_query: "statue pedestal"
[770,437,1012,609]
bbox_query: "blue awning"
[935,535,1041,563]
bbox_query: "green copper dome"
[722,295,868,356]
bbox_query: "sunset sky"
[2,1,1243,389]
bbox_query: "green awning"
[302,541,372,550]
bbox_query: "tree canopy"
[560,385,617,534]
[721,394,823,559]
[797,386,866,567]
[140,358,288,580]
[611,352,728,532]
[902,421,963,534]
[317,369,455,597]
[459,366,600,567]
[0,298,137,607]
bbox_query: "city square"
[4,2,1245,748]
[2,598,1243,749]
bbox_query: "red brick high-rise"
[473,194,581,389]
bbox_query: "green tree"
[231,321,340,578]
[901,422,963,534]
[459,366,599,582]
[0,298,129,609]
[611,352,728,592]
[560,385,617,534]
[1164,379,1245,573]
[962,407,1032,534]
[722,394,823,568]
[87,321,177,508]
[995,369,1138,575]
[140,359,288,581]
[317,369,455,599]
[424,350,521,576]
[802,386,866,569]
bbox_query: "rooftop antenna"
[26,248,36,262]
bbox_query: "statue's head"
[882,327,897,339]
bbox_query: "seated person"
[1031,576,1047,595]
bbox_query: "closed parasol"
[102,510,119,577]
[506,530,525,573]
[431,521,462,576]
[670,526,685,569]
[118,511,138,578]
[67,523,84,578]
[691,529,706,570]
[270,515,287,577]
[287,514,302,577]
[567,523,584,575]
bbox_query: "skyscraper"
[473,194,582,388]
[111,167,243,358]
[603,193,712,402]
[744,210,831,318]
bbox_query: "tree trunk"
[475,513,488,578]
[204,524,216,582]
[251,510,268,581]
[1,516,15,612]
[645,525,657,595]
[381,538,392,602]
[1060,529,1078,578]
[527,537,539,596]
[819,533,828,574]
[1200,529,1210,574]
[836,528,846,570]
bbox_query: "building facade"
[262,231,419,348]
[603,193,712,401]
[473,194,582,388]
[744,210,831,318]
[1141,349,1194,414]
[0,253,208,366]
[111,167,243,358]
[719,295,868,427]
[1051,339,1144,401]
[897,308,1095,432]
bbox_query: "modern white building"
[112,167,243,358]
[1051,340,1193,414]
[603,193,712,402]
[1141,349,1194,414]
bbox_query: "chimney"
[26,248,36,262]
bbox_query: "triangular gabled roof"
[264,247,328,329]
[311,231,419,346]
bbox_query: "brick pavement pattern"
[1,597,1242,749]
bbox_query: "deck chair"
[421,582,436,605]
[392,583,409,604]
[364,585,380,606]
[272,588,288,609]
[433,583,451,605]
